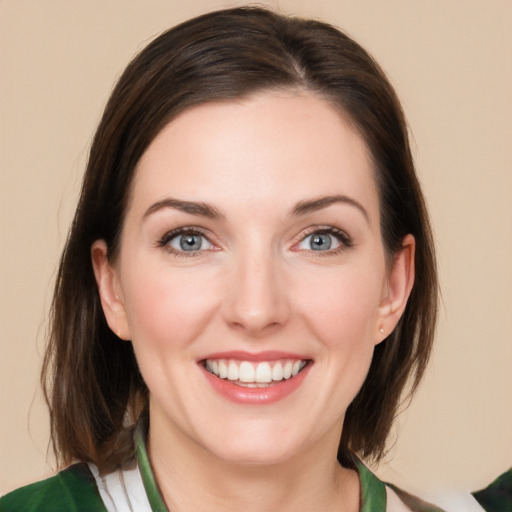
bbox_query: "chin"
[212,443,297,467]
[198,424,309,467]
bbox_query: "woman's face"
[93,91,413,466]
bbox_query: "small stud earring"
[116,329,122,338]
[379,328,385,334]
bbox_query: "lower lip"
[200,363,311,405]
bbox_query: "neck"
[146,417,359,512]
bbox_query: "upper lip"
[200,350,311,362]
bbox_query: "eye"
[159,228,214,255]
[295,228,352,253]
[172,233,212,251]
[299,232,339,251]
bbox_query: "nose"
[222,247,290,338]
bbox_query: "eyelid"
[157,226,219,256]
[291,225,353,253]
[156,224,352,257]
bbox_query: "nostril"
[228,319,284,338]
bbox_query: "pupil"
[180,234,201,251]
[311,233,331,251]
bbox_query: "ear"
[376,234,415,344]
[91,240,131,340]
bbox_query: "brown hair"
[42,6,437,472]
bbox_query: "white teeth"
[255,362,272,383]
[227,361,238,380]
[205,358,308,383]
[239,361,255,382]
[272,362,284,381]
[218,360,228,379]
[283,361,293,379]
[292,360,302,375]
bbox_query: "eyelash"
[294,226,353,256]
[157,227,214,258]
[157,225,353,257]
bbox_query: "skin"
[92,91,415,512]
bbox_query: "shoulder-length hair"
[42,6,437,472]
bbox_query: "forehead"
[130,91,379,221]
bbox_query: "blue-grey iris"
[310,233,331,251]
[180,234,203,251]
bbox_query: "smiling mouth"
[203,359,309,388]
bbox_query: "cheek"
[311,268,383,396]
[299,265,383,344]
[121,262,221,352]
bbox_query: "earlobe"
[91,240,131,340]
[376,234,415,344]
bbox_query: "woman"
[1,6,442,511]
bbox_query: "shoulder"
[387,484,448,512]
[387,482,488,512]
[356,458,455,511]
[355,458,447,512]
[0,463,107,512]
[472,467,512,512]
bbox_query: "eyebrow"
[143,198,224,220]
[143,194,369,223]
[291,195,369,223]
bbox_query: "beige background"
[1,0,511,497]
